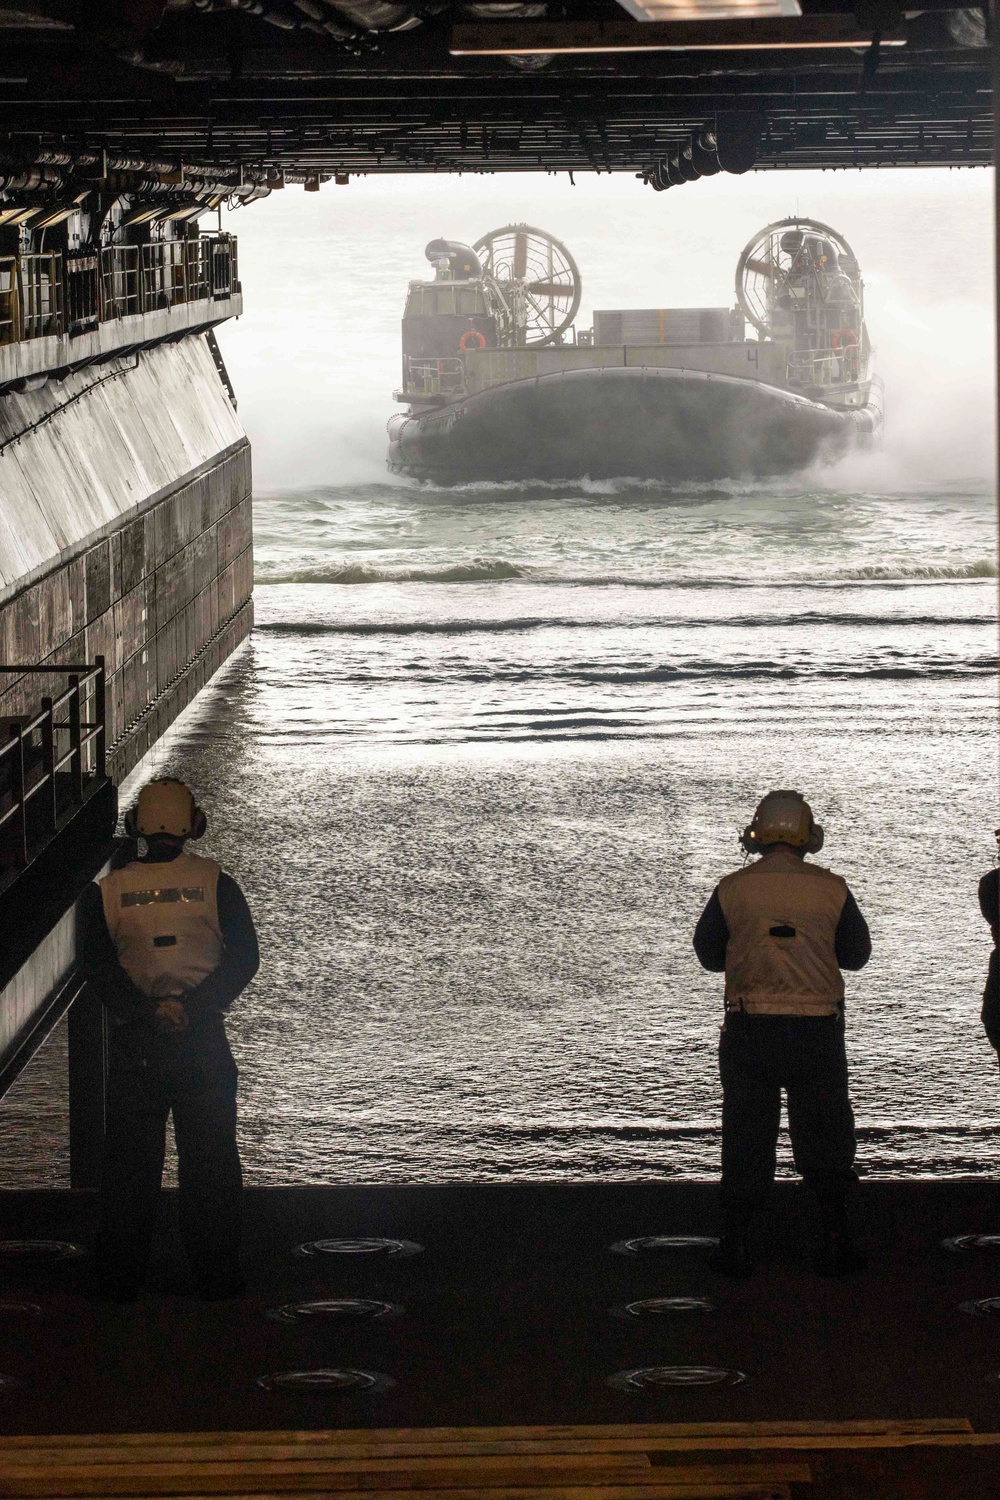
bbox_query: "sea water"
[3,473,998,1185]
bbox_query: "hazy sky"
[219,167,994,490]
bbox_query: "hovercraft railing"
[787,348,865,392]
[404,356,466,398]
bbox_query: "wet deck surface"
[2,1180,1000,1494]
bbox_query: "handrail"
[0,256,18,343]
[18,252,62,340]
[0,233,238,348]
[405,355,466,398]
[0,659,107,878]
[787,346,864,389]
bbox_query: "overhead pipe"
[193,0,297,27]
[327,0,423,31]
[643,117,760,192]
[192,0,381,37]
[0,158,270,212]
[464,2,548,14]
[0,167,64,192]
[689,128,722,176]
[30,149,272,189]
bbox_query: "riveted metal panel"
[83,541,111,625]
[84,605,117,678]
[118,516,146,596]
[37,569,73,659]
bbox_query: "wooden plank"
[5,1490,794,1500]
[0,1438,981,1463]
[0,1458,653,1474]
[0,1438,976,1461]
[0,1420,972,1452]
[0,1462,812,1487]
[0,1464,654,1496]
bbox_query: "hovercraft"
[386,219,882,484]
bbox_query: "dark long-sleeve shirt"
[77,864,259,1033]
[978,868,999,1048]
[693,882,872,975]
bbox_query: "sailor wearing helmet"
[78,778,259,1301]
[693,791,871,1278]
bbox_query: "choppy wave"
[256,559,998,588]
[257,558,524,584]
[258,659,998,684]
[826,560,998,581]
[256,475,995,505]
[255,611,996,638]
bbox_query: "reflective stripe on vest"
[100,853,223,999]
[717,848,847,1017]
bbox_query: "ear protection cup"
[190,806,208,840]
[123,805,139,838]
[807,823,824,854]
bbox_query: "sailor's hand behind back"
[154,999,189,1033]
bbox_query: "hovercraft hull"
[387,364,878,483]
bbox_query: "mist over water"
[3,171,998,1188]
[218,168,995,491]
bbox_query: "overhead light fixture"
[450,16,905,52]
[27,205,79,228]
[616,0,799,16]
[120,204,167,226]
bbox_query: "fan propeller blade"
[513,231,528,279]
[526,281,573,298]
[745,256,774,276]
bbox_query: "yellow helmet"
[126,778,206,840]
[740,790,823,855]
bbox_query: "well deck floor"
[2,1181,1000,1496]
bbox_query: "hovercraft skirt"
[388,365,877,484]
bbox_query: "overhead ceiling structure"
[0,0,991,195]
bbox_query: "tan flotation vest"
[717,848,848,1017]
[100,853,223,999]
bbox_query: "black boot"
[709,1201,755,1279]
[814,1193,867,1277]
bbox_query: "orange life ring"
[459,329,487,352]
[831,329,858,350]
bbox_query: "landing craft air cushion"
[386,219,883,483]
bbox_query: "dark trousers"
[95,1041,243,1292]
[719,1013,856,1209]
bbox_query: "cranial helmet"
[740,789,823,856]
[124,778,207,840]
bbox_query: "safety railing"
[787,347,863,390]
[404,356,466,398]
[0,233,239,347]
[65,252,100,335]
[100,245,140,319]
[19,253,63,339]
[210,235,237,299]
[186,238,211,302]
[0,660,107,880]
[141,241,186,311]
[0,257,16,343]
